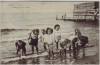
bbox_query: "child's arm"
[28,33,32,40]
[15,42,17,47]
[38,35,42,43]
[15,42,18,50]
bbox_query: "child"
[45,28,54,59]
[29,29,39,54]
[59,39,71,60]
[39,29,47,51]
[75,28,82,49]
[15,40,26,56]
[54,24,61,50]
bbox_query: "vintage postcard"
[0,1,99,65]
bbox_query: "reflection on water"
[4,45,98,64]
[31,57,40,64]
[16,57,46,64]
[18,58,27,64]
[6,52,74,64]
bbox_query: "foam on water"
[1,52,48,63]
[83,27,92,31]
[1,37,28,42]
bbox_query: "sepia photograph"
[0,1,99,64]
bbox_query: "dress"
[44,34,54,51]
[53,30,61,42]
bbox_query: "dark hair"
[75,28,80,32]
[54,24,60,29]
[36,29,39,33]
[18,40,22,43]
[72,37,78,43]
[65,39,71,43]
[46,28,53,34]
[75,28,81,36]
[41,29,45,32]
[32,29,39,35]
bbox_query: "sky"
[1,2,77,13]
[1,1,88,29]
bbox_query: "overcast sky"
[1,2,87,13]
[1,2,88,29]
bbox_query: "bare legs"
[31,45,38,54]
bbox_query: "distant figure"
[54,24,61,50]
[39,29,47,51]
[56,15,58,20]
[29,29,39,54]
[15,40,26,56]
[62,15,64,19]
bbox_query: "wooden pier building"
[73,2,99,21]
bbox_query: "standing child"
[45,28,54,59]
[39,29,47,51]
[54,24,61,50]
[29,29,39,54]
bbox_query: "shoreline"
[1,43,98,64]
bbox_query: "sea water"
[1,12,99,64]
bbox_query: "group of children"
[15,24,82,57]
[29,24,61,54]
[15,24,62,56]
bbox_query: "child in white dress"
[39,29,47,51]
[44,28,54,59]
[54,24,61,50]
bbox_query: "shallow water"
[1,12,99,64]
[2,45,98,64]
[1,20,99,64]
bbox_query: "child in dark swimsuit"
[29,29,39,54]
[15,40,26,56]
